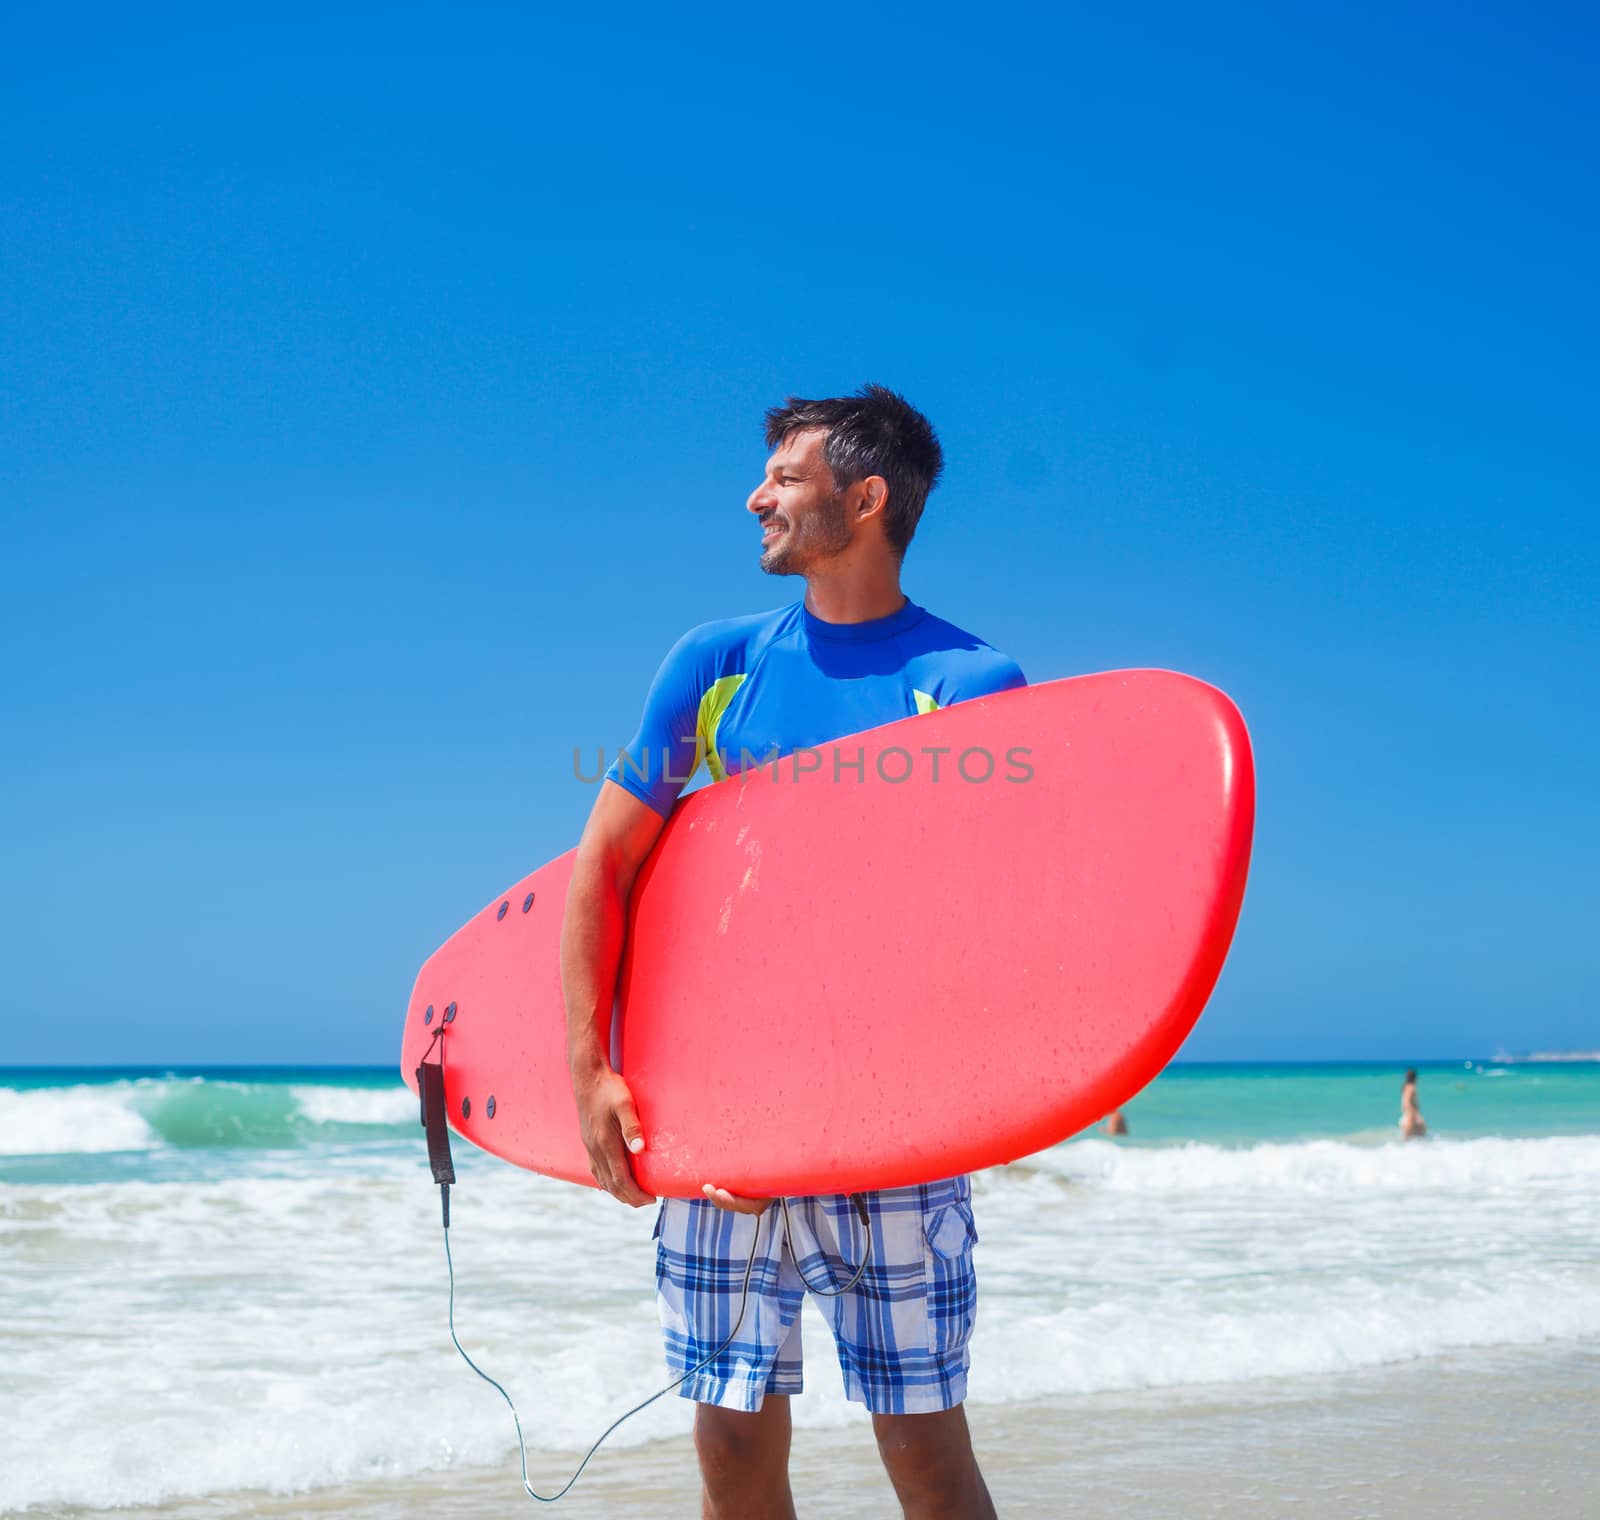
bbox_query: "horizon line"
[5,1054,1598,1073]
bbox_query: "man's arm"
[561,778,668,1207]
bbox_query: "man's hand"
[575,1064,655,1207]
[701,1183,773,1215]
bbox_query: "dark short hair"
[764,384,944,558]
[1404,1069,1418,1084]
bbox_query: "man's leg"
[695,1395,797,1520]
[656,1200,806,1514]
[873,1405,996,1520]
[785,1182,987,1516]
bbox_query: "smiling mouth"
[761,520,786,540]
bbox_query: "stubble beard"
[759,490,852,576]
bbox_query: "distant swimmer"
[1106,1108,1129,1136]
[1400,1069,1426,1139]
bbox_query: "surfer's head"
[750,385,944,573]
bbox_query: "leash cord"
[779,1194,874,1296]
[442,1208,767,1504]
[440,1194,874,1503]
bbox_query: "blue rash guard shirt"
[605,598,1026,817]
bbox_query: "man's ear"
[854,475,889,521]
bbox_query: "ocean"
[3,1061,1598,1517]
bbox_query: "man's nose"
[747,482,775,514]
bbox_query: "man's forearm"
[560,849,630,1081]
[561,821,655,1205]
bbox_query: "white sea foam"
[1018,1133,1600,1194]
[289,1084,419,1126]
[972,1271,1600,1401]
[0,1079,418,1157]
[0,1084,157,1155]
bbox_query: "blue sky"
[3,4,1595,1064]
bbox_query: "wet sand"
[35,1339,1597,1519]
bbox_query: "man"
[561,385,1023,1519]
[1400,1068,1426,1138]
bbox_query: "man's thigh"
[655,1197,806,1409]
[785,1178,979,1415]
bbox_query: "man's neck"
[801,564,906,625]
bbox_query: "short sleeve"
[604,626,720,817]
[946,651,1028,705]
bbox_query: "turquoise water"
[6,1059,1598,1147]
[1110,1059,1600,1144]
[2,1059,1595,1186]
[0,1065,414,1185]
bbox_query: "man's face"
[746,428,852,576]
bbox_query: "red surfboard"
[400,671,1253,1196]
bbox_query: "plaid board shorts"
[653,1175,979,1415]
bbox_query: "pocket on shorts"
[922,1200,979,1357]
[925,1201,978,1260]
